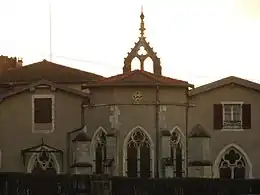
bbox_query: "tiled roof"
[190,76,260,96]
[88,69,193,87]
[0,60,104,84]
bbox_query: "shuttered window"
[213,103,251,130]
[34,98,52,123]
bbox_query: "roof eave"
[86,83,193,88]
[189,76,260,96]
[189,83,260,96]
[0,80,90,102]
[0,80,103,86]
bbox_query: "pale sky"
[1,0,260,86]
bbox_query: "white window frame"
[221,101,243,131]
[32,94,55,133]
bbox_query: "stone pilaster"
[159,105,167,130]
[109,105,120,129]
[109,105,120,176]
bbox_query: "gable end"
[0,80,89,103]
[190,76,260,96]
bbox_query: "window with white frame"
[222,103,242,129]
[32,94,55,133]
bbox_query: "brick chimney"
[16,58,23,67]
[0,55,23,74]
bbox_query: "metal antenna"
[49,1,53,61]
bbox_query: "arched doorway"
[123,126,154,178]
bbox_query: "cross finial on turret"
[139,6,145,38]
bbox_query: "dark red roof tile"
[89,69,193,87]
[0,60,104,84]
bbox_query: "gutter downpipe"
[155,85,160,178]
[66,101,87,173]
[185,85,194,177]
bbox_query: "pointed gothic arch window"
[169,127,185,177]
[92,127,107,174]
[219,147,246,179]
[124,127,153,178]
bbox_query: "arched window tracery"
[124,127,153,178]
[94,129,107,174]
[219,148,246,179]
[169,129,184,177]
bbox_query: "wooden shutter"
[34,98,52,123]
[213,104,223,130]
[242,104,251,129]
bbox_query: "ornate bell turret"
[123,7,162,75]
